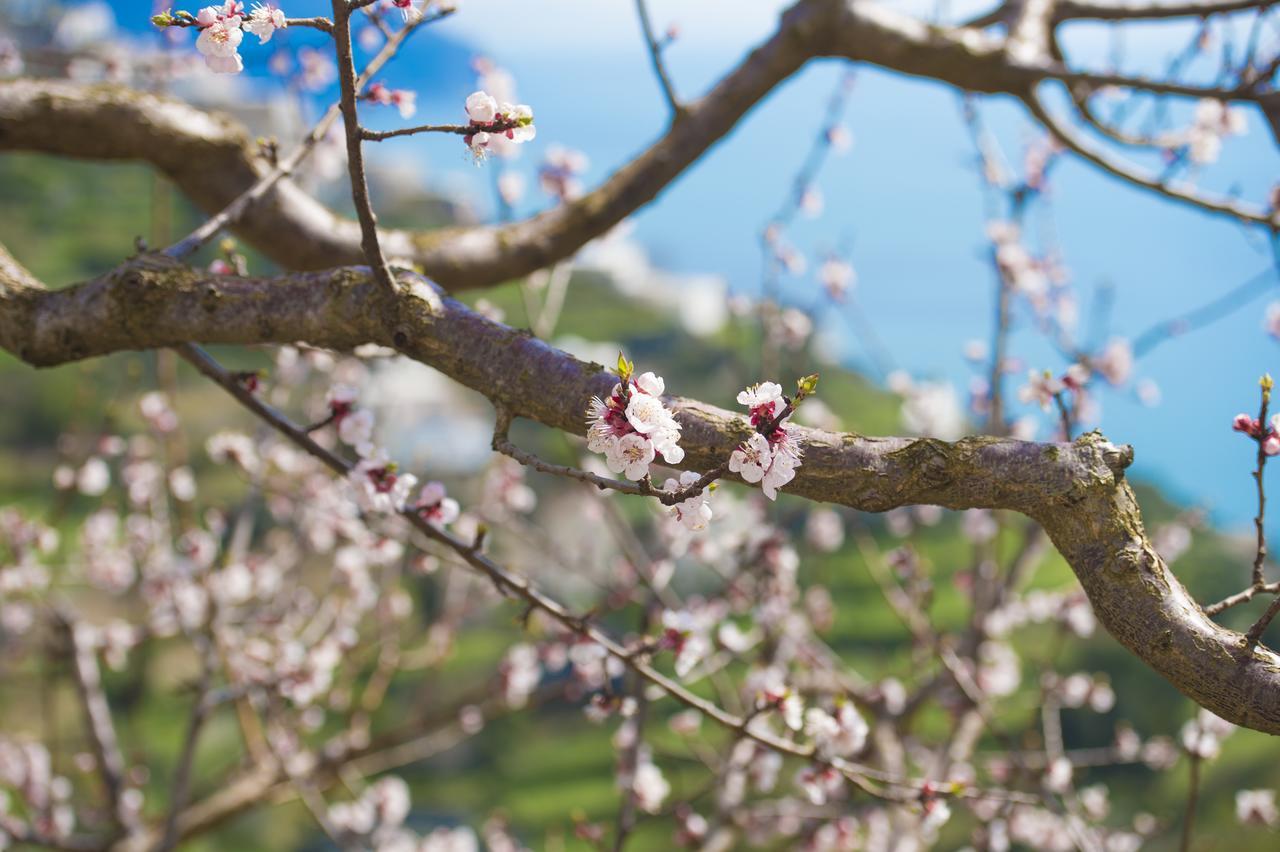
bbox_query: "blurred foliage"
[1,154,1277,851]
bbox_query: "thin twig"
[1179,751,1201,852]
[56,610,142,836]
[361,119,519,142]
[165,11,431,259]
[612,608,654,852]
[633,0,682,118]
[1250,385,1270,587]
[1053,391,1073,440]
[1203,580,1280,616]
[155,637,219,852]
[177,343,1042,808]
[1131,269,1277,358]
[330,0,404,295]
[1023,89,1277,226]
[1246,594,1280,647]
[491,406,726,506]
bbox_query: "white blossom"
[195,6,244,75]
[605,433,655,481]
[338,409,375,455]
[465,91,498,124]
[243,3,286,44]
[76,457,111,496]
[632,753,670,814]
[1236,789,1278,826]
[729,433,772,484]
[348,451,417,514]
[663,471,713,531]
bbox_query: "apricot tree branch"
[330,0,399,296]
[165,8,431,260]
[5,0,1275,295]
[1022,88,1278,225]
[175,341,1005,808]
[2,252,1278,735]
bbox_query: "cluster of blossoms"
[323,384,460,523]
[1232,411,1280,455]
[363,81,417,119]
[586,360,684,480]
[661,470,713,531]
[889,371,967,441]
[154,3,286,74]
[1237,789,1279,827]
[728,381,807,501]
[389,0,422,22]
[988,220,1052,302]
[1180,708,1237,760]
[1018,366,1078,411]
[657,608,715,678]
[349,450,419,514]
[463,90,535,159]
[817,255,856,301]
[539,145,590,202]
[804,700,869,759]
[1010,340,1139,430]
[1183,98,1248,165]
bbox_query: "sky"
[15,0,1280,533]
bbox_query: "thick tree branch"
[4,0,1274,296]
[0,0,820,289]
[2,255,1278,735]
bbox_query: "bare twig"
[633,0,682,118]
[1131,269,1277,358]
[177,344,1045,807]
[1179,751,1202,852]
[491,407,726,507]
[155,638,219,852]
[330,0,401,295]
[165,11,429,259]
[1250,383,1270,587]
[1204,580,1280,616]
[56,611,142,836]
[1023,89,1277,226]
[612,609,654,852]
[360,119,519,142]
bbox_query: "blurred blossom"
[1236,789,1278,826]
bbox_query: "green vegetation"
[2,155,1276,850]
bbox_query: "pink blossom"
[390,0,423,22]
[195,12,244,75]
[414,481,459,528]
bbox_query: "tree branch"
[5,1,1272,296]
[1022,88,1278,225]
[633,0,683,118]
[3,253,1278,735]
[1054,0,1275,20]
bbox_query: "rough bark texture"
[2,256,1277,735]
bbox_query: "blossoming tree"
[0,0,1279,849]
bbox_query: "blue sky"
[34,0,1280,531]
